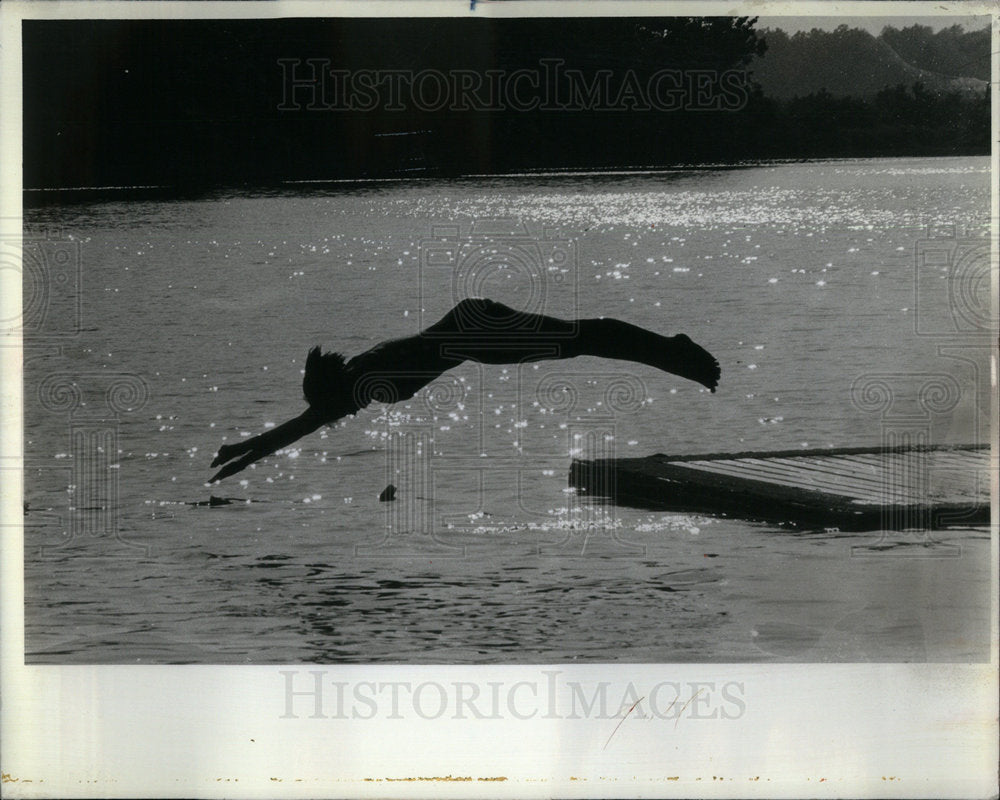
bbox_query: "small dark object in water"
[189,495,242,507]
[379,484,396,502]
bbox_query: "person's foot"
[671,334,721,392]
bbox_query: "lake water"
[22,157,992,663]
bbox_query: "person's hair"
[302,346,348,410]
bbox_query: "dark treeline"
[749,83,990,159]
[22,18,991,195]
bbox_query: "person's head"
[303,346,354,416]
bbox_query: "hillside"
[751,24,989,99]
[881,23,991,81]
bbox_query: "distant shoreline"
[21,153,989,207]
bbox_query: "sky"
[755,14,990,34]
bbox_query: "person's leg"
[572,318,720,391]
[424,300,719,390]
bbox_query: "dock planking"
[569,444,991,531]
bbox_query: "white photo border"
[1,1,997,797]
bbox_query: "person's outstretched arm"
[208,407,326,483]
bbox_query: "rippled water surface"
[23,158,992,663]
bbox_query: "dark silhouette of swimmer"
[209,298,719,483]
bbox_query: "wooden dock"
[569,444,991,531]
